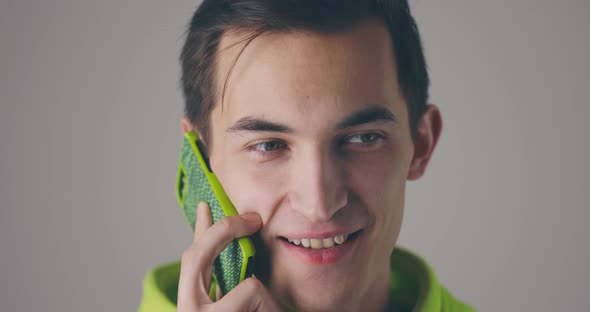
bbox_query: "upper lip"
[279,227,363,240]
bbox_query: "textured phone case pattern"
[180,136,243,295]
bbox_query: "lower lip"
[279,232,362,265]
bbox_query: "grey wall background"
[1,0,588,311]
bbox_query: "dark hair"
[180,0,429,145]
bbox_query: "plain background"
[1,0,588,311]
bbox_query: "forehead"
[213,18,406,131]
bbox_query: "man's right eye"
[253,141,285,152]
[245,140,287,158]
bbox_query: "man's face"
[205,19,415,310]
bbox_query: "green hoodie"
[138,246,475,311]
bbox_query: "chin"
[270,267,363,312]
[281,286,356,312]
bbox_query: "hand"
[177,202,281,311]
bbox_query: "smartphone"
[175,130,255,297]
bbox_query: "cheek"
[211,142,284,218]
[351,149,408,207]
[349,149,408,241]
[217,161,287,220]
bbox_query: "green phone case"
[176,131,255,296]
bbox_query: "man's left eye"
[346,132,384,144]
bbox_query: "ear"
[180,116,210,157]
[407,104,443,181]
[180,117,194,134]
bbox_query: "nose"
[289,145,348,222]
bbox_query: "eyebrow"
[226,117,294,134]
[336,106,398,129]
[226,105,397,134]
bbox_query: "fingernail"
[241,213,260,224]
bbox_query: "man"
[139,0,475,311]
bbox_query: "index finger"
[192,212,261,271]
[194,201,213,243]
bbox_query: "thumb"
[214,277,280,311]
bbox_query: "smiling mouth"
[280,230,363,250]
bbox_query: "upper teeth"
[287,234,350,249]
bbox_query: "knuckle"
[217,216,235,231]
[180,246,195,264]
